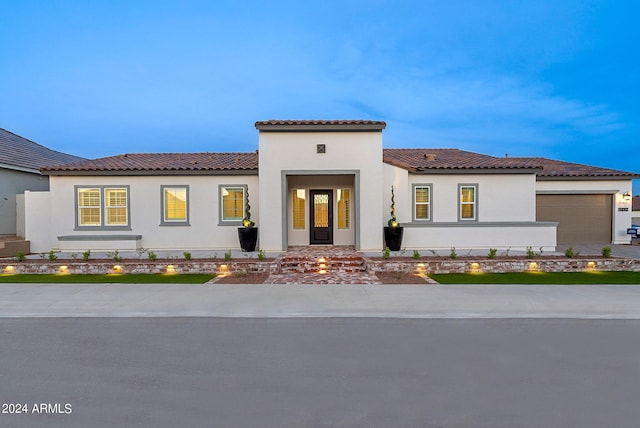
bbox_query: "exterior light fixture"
[622,192,632,200]
[587,261,597,270]
[469,262,481,273]
[58,265,69,274]
[113,265,123,273]
[528,262,538,271]
[4,265,15,273]
[166,265,176,274]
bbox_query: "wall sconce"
[622,192,632,201]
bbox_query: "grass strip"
[0,273,215,284]
[431,271,640,284]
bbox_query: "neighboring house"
[0,128,84,237]
[24,120,638,254]
[633,196,640,225]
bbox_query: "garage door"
[537,194,612,244]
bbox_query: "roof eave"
[41,169,259,176]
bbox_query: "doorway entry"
[310,190,333,244]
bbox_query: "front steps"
[276,246,367,274]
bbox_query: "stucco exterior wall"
[35,174,259,252]
[536,179,633,244]
[259,131,383,251]
[407,173,537,222]
[24,190,52,253]
[0,168,49,235]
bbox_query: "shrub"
[412,250,421,259]
[526,246,536,259]
[183,251,192,261]
[47,250,58,261]
[109,250,122,262]
[449,247,457,259]
[147,250,157,261]
[258,249,266,261]
[601,246,612,258]
[564,247,579,258]
[15,252,26,262]
[382,247,391,260]
[487,248,497,259]
[224,250,232,261]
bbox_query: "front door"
[310,190,333,244]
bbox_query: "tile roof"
[0,128,85,172]
[514,157,639,178]
[383,148,541,172]
[255,119,386,131]
[42,152,259,175]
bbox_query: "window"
[78,188,101,226]
[337,188,350,229]
[292,189,305,229]
[219,185,246,224]
[161,186,189,226]
[413,185,431,221]
[459,185,477,221]
[76,186,130,229]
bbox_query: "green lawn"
[431,271,640,284]
[0,273,215,284]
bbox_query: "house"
[0,128,84,238]
[633,196,640,225]
[23,120,638,254]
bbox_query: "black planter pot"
[384,226,404,251]
[238,227,258,252]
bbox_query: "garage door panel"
[537,194,612,244]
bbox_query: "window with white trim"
[161,186,189,225]
[413,185,431,221]
[459,185,477,220]
[76,186,130,229]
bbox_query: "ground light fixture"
[317,257,327,274]
[166,265,177,274]
[112,265,123,273]
[58,265,69,274]
[469,262,481,273]
[4,265,15,273]
[218,264,229,277]
[528,262,539,271]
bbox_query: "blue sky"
[1,0,638,193]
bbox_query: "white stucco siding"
[382,163,409,224]
[402,223,557,251]
[536,179,633,244]
[259,131,383,251]
[23,191,52,253]
[403,173,537,223]
[44,175,259,251]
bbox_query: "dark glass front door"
[310,190,333,244]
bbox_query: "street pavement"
[1,283,640,318]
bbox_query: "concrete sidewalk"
[1,283,640,319]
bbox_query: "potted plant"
[237,187,258,251]
[384,185,404,251]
